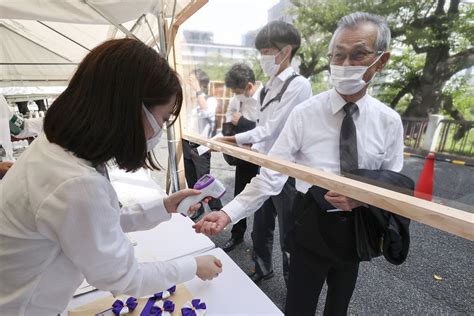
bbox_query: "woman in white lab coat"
[0,39,222,315]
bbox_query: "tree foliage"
[291,0,474,118]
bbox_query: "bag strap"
[260,73,299,112]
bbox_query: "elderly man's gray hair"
[328,12,391,53]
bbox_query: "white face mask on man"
[143,104,163,152]
[329,52,384,95]
[259,47,289,78]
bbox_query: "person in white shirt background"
[0,94,15,162]
[0,94,47,180]
[188,69,218,139]
[217,21,312,285]
[221,63,262,252]
[0,38,222,315]
[194,12,404,315]
[182,69,223,220]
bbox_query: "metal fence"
[402,117,474,157]
[437,119,473,156]
[402,117,429,150]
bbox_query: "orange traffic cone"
[415,153,435,201]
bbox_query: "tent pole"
[130,14,146,33]
[84,0,139,40]
[165,0,178,57]
[154,0,181,193]
[144,15,161,53]
[36,21,91,52]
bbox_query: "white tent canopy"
[0,0,201,87]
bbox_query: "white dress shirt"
[224,88,404,223]
[187,96,218,138]
[0,134,197,315]
[234,66,312,154]
[225,85,262,123]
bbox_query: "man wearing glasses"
[195,12,404,315]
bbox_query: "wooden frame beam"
[182,132,474,241]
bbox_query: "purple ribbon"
[140,286,177,316]
[181,299,207,316]
[126,297,138,310]
[111,297,137,315]
[150,300,175,315]
[153,285,177,300]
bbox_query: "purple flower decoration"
[111,296,137,315]
[150,300,175,315]
[181,299,207,316]
[112,299,125,315]
[153,285,177,300]
[126,297,138,310]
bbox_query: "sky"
[181,0,279,45]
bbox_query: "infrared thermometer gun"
[176,174,226,215]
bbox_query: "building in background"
[180,30,255,66]
[268,0,295,23]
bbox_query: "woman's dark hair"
[224,63,256,90]
[44,38,182,171]
[192,69,210,94]
[255,20,301,59]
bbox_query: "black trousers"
[252,177,296,284]
[285,242,359,316]
[230,162,259,238]
[182,140,222,210]
[285,193,360,316]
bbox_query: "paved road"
[152,142,473,314]
[402,156,474,212]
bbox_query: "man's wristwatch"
[196,90,205,97]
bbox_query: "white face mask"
[259,47,288,78]
[329,53,384,95]
[143,104,163,152]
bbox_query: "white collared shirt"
[224,88,404,223]
[187,95,218,138]
[0,134,197,315]
[234,66,312,154]
[225,84,262,123]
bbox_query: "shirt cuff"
[173,256,197,284]
[222,199,246,224]
[235,130,252,145]
[140,198,171,224]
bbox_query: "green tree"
[291,0,474,118]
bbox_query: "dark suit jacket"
[222,118,256,167]
[347,169,414,265]
[289,169,414,265]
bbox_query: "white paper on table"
[196,133,223,156]
[131,214,215,263]
[185,248,283,315]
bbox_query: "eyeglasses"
[327,50,384,64]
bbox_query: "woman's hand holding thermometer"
[176,175,226,215]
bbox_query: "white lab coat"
[0,134,196,315]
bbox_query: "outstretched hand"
[192,210,231,236]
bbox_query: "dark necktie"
[340,102,359,174]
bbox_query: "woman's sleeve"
[35,175,196,297]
